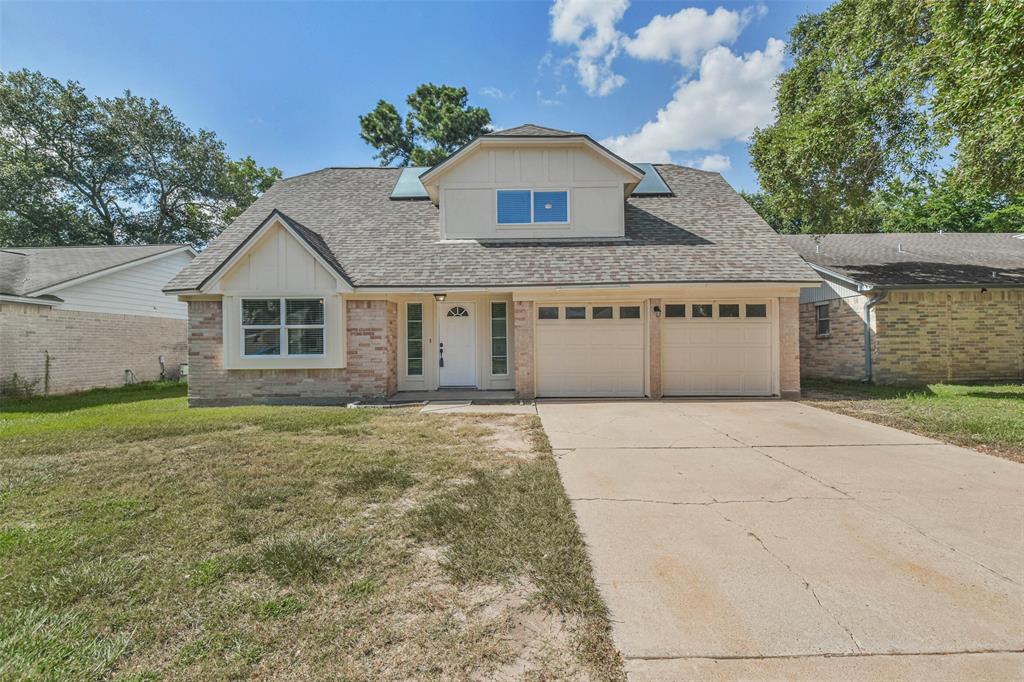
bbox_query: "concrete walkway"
[538,400,1024,681]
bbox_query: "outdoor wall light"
[433,293,447,302]
[653,305,661,318]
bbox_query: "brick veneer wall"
[778,297,802,399]
[799,296,869,381]
[513,300,535,400]
[0,302,187,395]
[873,289,1024,384]
[187,299,397,406]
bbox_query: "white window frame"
[241,297,326,359]
[815,303,831,337]
[496,189,571,226]
[490,300,509,376]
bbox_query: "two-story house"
[164,124,818,406]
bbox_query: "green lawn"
[802,380,1024,463]
[0,383,622,680]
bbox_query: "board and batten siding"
[54,250,193,319]
[438,145,631,240]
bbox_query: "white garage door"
[663,302,774,396]
[536,303,645,397]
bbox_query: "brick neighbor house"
[0,244,194,395]
[164,124,821,406]
[786,233,1024,384]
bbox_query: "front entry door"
[439,302,477,386]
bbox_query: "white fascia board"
[30,246,196,296]
[0,293,61,306]
[806,263,870,291]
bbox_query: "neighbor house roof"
[1,244,191,299]
[166,164,817,292]
[785,233,1024,288]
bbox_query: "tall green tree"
[749,0,1023,233]
[0,70,281,247]
[359,83,491,166]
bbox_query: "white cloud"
[536,89,563,106]
[602,38,786,162]
[481,86,509,100]
[694,154,732,172]
[549,0,629,96]
[623,6,755,66]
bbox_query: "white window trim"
[496,188,571,226]
[490,300,509,376]
[406,301,425,377]
[815,302,831,337]
[241,297,327,359]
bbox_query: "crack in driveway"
[570,496,850,507]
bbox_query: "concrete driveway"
[538,400,1024,680]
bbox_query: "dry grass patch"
[0,384,622,680]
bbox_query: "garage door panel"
[663,316,774,397]
[536,311,644,397]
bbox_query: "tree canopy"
[749,0,1023,233]
[359,83,491,166]
[0,70,281,247]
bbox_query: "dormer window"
[496,189,569,225]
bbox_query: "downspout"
[863,288,888,383]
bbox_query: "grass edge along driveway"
[802,379,1024,464]
[0,382,624,680]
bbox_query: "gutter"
[863,288,888,383]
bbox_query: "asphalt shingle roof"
[786,233,1024,287]
[166,165,817,292]
[486,124,578,137]
[1,244,186,297]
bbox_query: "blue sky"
[1,0,827,191]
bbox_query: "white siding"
[800,272,862,304]
[439,146,630,240]
[55,250,193,319]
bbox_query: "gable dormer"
[418,125,644,240]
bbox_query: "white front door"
[439,302,477,386]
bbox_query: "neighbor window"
[407,303,423,375]
[719,304,740,318]
[242,298,324,357]
[619,306,641,319]
[816,304,831,336]
[538,306,559,320]
[497,190,569,225]
[746,304,767,318]
[491,302,508,375]
[692,304,713,318]
[665,304,685,318]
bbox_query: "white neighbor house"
[0,244,195,395]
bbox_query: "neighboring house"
[787,233,1024,384]
[164,124,819,406]
[0,244,195,395]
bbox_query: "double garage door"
[535,301,773,398]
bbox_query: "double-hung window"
[497,189,569,225]
[815,303,831,337]
[242,298,325,357]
